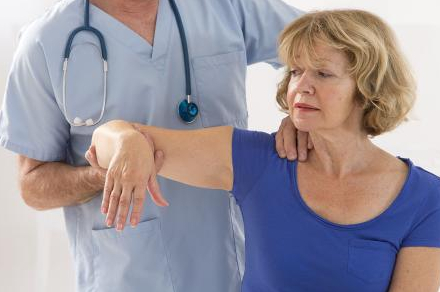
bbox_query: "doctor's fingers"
[85,145,101,169]
[154,150,165,174]
[275,131,286,159]
[115,185,135,231]
[105,182,122,227]
[143,150,168,207]
[281,119,298,161]
[275,117,290,158]
[307,134,314,150]
[147,170,169,207]
[297,131,309,162]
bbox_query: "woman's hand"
[275,116,313,161]
[86,129,168,231]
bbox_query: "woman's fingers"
[116,185,134,231]
[99,126,169,230]
[106,182,121,227]
[101,171,114,214]
[130,186,146,227]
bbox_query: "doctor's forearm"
[19,157,105,210]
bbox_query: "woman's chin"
[292,118,315,133]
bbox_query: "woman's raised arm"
[89,119,234,230]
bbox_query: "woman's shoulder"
[232,128,276,152]
[399,160,440,248]
[411,162,440,193]
[375,150,440,199]
[405,159,440,208]
[231,127,294,166]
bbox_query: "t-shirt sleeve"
[231,128,274,204]
[229,0,304,68]
[0,28,70,161]
[401,184,440,248]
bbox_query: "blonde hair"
[276,10,416,136]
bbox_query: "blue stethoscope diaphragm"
[62,0,198,126]
[178,97,199,124]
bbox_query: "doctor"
[0,0,304,291]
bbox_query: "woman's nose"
[296,72,315,95]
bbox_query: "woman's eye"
[290,69,301,76]
[318,71,332,78]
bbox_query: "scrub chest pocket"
[348,239,397,283]
[192,50,248,127]
[91,218,174,292]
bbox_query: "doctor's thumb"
[154,150,165,173]
[148,171,169,207]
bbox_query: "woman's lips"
[294,103,320,111]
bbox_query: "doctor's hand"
[275,116,313,162]
[85,132,168,231]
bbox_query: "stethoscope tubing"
[62,0,195,126]
[168,0,191,101]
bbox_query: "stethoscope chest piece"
[178,98,198,124]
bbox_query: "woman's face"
[286,44,360,134]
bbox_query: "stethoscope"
[62,0,199,127]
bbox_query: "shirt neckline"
[87,0,172,59]
[291,157,413,230]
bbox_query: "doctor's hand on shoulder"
[85,125,168,231]
[275,116,313,161]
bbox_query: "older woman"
[88,10,440,291]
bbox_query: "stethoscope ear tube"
[62,57,108,127]
[64,0,107,60]
[62,0,109,127]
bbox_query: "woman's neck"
[307,128,379,179]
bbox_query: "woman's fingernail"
[106,219,112,227]
[130,218,137,227]
[117,223,123,231]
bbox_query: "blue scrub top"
[0,0,302,291]
[231,128,440,292]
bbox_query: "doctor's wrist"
[71,166,106,206]
[86,165,106,191]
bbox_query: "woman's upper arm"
[388,247,440,292]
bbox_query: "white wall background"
[0,1,439,291]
